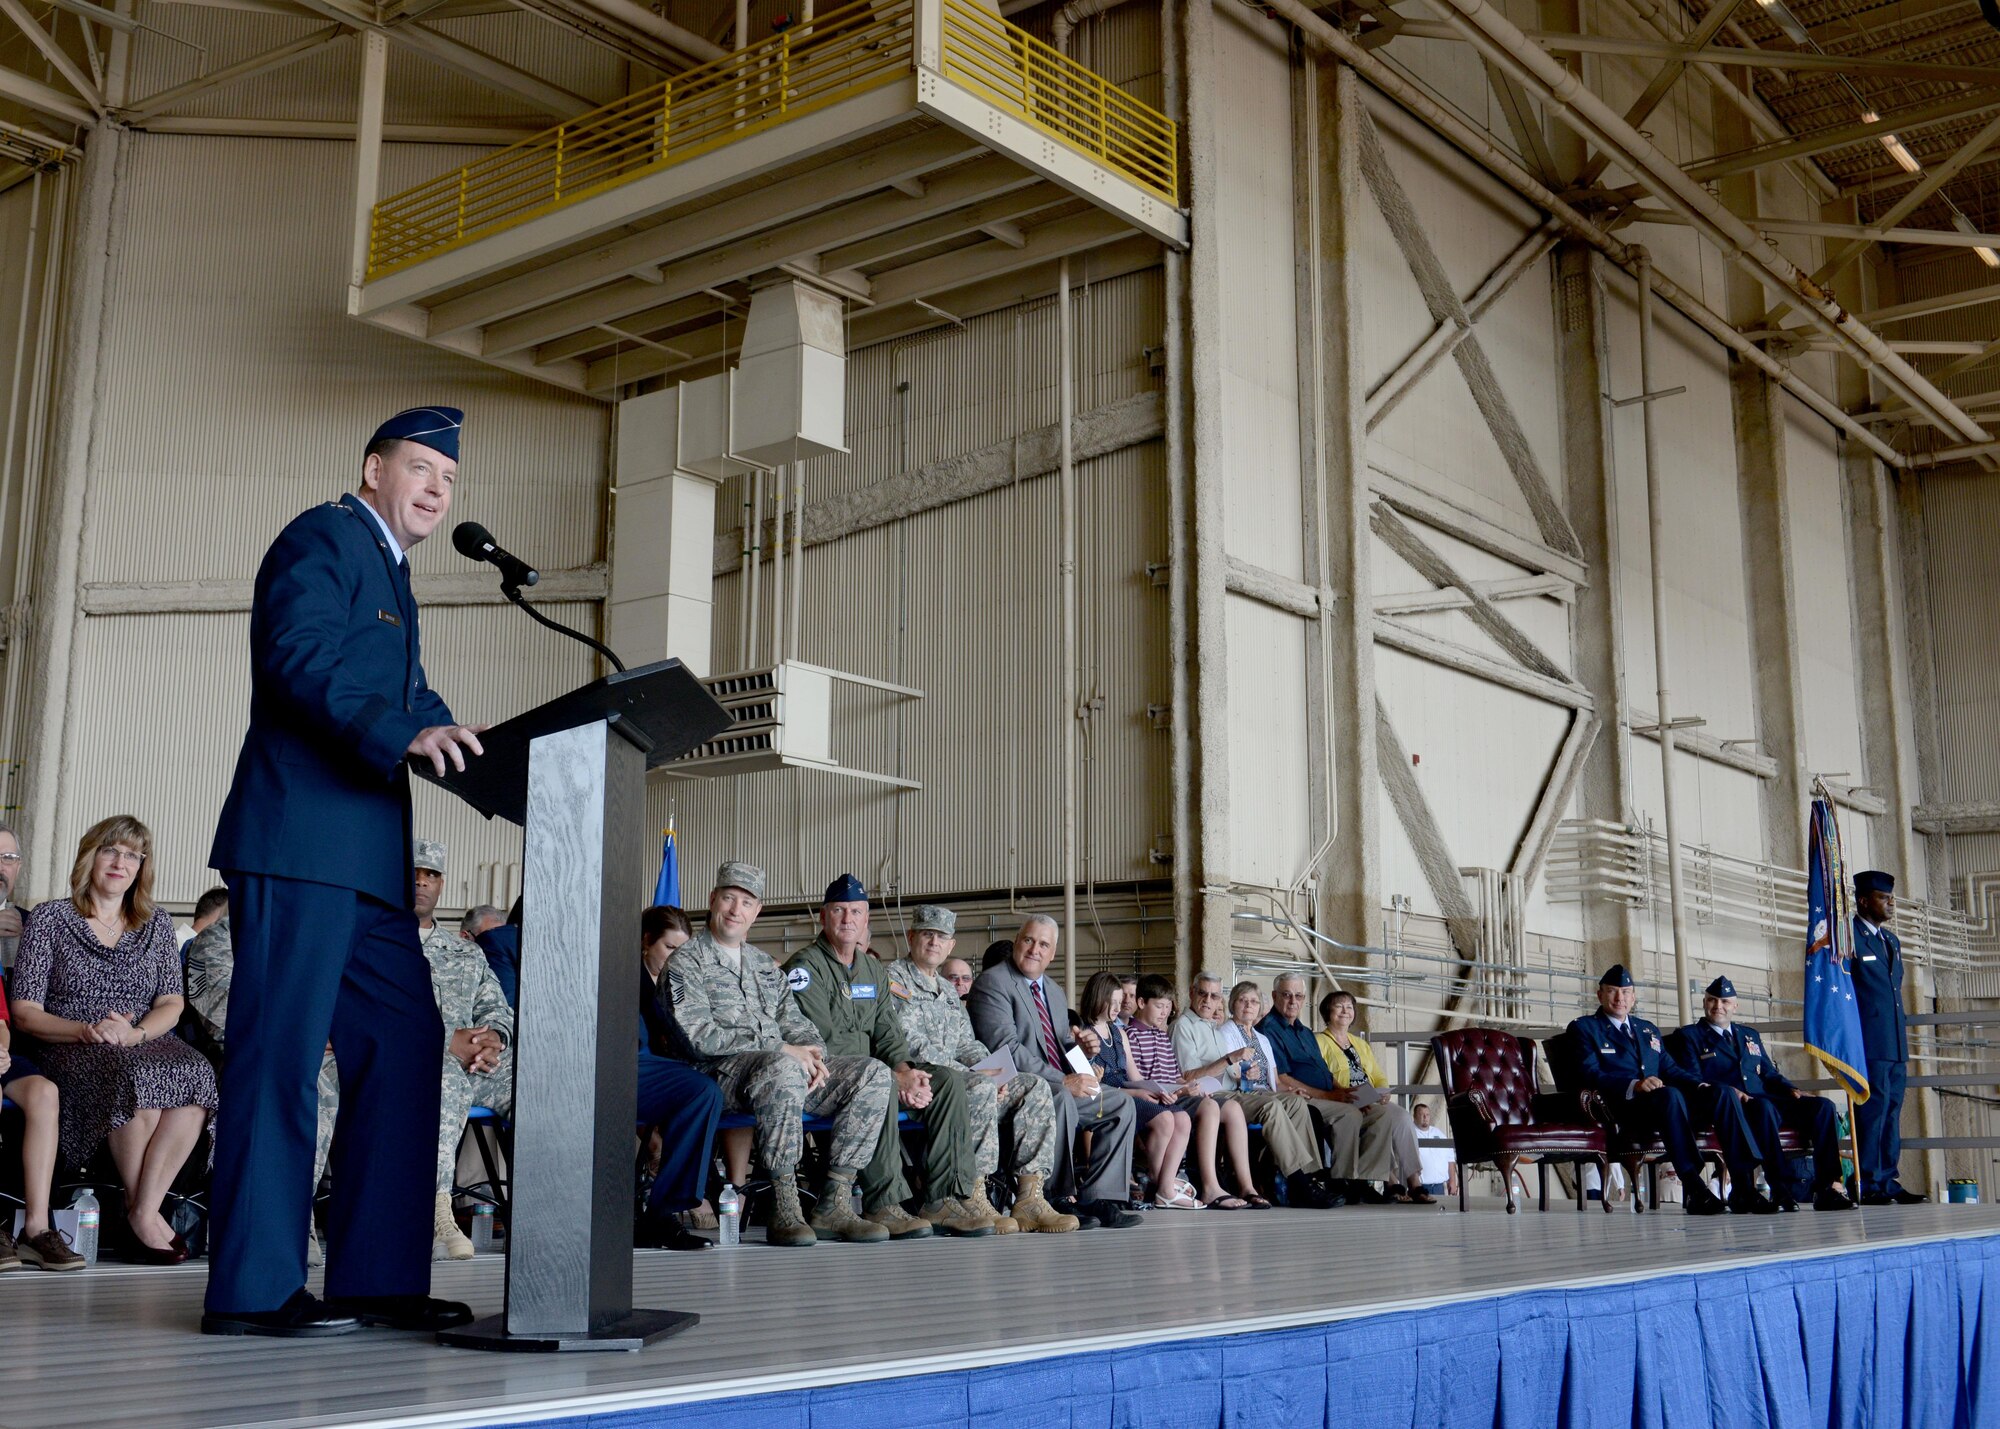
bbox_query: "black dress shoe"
[325,1294,475,1331]
[203,1288,359,1339]
[1773,1195,1801,1213]
[1891,1188,1928,1205]
[1814,1188,1858,1211]
[1053,1198,1099,1230]
[1081,1199,1142,1228]
[1684,1184,1729,1216]
[1860,1191,1897,1206]
[1729,1190,1780,1216]
[635,1214,712,1251]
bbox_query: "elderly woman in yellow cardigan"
[1315,990,1433,1205]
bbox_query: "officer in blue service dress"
[1851,870,1925,1205]
[1671,976,1855,1212]
[1569,964,1768,1215]
[202,407,489,1338]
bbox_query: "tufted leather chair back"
[1433,1028,1540,1128]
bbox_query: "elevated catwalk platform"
[3,1204,1997,1428]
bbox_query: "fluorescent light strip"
[1952,212,2000,267]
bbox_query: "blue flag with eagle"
[652,819,681,909]
[1804,794,1869,1104]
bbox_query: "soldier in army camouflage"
[668,862,919,1248]
[886,905,1078,1234]
[412,840,512,1261]
[184,913,341,1265]
[785,879,990,1237]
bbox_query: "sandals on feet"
[1203,1195,1250,1210]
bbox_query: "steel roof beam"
[481,153,1040,356]
[0,0,101,114]
[1680,90,2000,187]
[0,60,95,125]
[1627,206,2000,251]
[122,23,346,121]
[422,127,979,337]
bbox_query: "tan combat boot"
[920,1196,995,1237]
[767,1174,818,1248]
[862,1200,934,1240]
[809,1171,890,1243]
[962,1179,1019,1234]
[434,1193,474,1261]
[1009,1173,1080,1233]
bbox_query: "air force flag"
[1804,795,1870,1104]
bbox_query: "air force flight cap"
[370,406,464,462]
[1599,964,1635,988]
[1855,869,1896,896]
[912,904,956,935]
[822,873,867,906]
[1705,975,1737,999]
[715,862,766,899]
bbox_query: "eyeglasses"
[97,846,146,866]
[0,852,19,865]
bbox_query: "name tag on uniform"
[378,609,402,626]
[1699,1048,1715,1058]
[1600,1044,1616,1053]
[848,983,878,1000]
[1861,955,1877,962]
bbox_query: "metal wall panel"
[1782,396,1868,803]
[1921,468,2000,818]
[1225,593,1311,888]
[1603,272,1760,771]
[1361,102,1562,534]
[85,134,606,590]
[1209,2,1304,583]
[672,438,1169,909]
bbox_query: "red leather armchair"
[1431,1027,1611,1214]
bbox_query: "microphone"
[453,521,540,589]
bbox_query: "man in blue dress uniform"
[1569,965,1767,1215]
[202,407,490,1337]
[1851,870,1925,1205]
[1671,976,1855,1212]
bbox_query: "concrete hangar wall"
[0,0,1927,1017]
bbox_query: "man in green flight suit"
[783,875,994,1236]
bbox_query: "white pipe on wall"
[770,464,786,669]
[1060,255,1079,998]
[746,467,763,667]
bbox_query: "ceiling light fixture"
[1953,212,2000,268]
[1861,115,1923,174]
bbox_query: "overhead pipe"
[1419,0,1986,446]
[1254,0,1909,469]
[1052,0,1135,54]
[563,0,727,64]
[1635,250,1695,1026]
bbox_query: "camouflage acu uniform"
[185,916,339,1188]
[887,956,1059,1177]
[422,924,514,1194]
[668,930,900,1197]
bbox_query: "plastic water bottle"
[469,1201,496,1253]
[717,1183,741,1247]
[71,1188,100,1267]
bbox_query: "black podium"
[416,659,731,1351]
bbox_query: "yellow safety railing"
[938,0,1176,205]
[367,0,916,279]
[365,0,1179,281]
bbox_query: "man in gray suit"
[968,915,1142,1229]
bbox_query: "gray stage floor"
[2,1202,1996,1429]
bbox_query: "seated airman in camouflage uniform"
[184,911,341,1267]
[886,905,1078,1234]
[668,862,906,1247]
[412,840,513,1261]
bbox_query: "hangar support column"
[19,122,125,890]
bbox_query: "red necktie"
[1031,979,1064,1069]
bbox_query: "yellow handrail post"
[780,29,790,115]
[456,167,468,238]
[661,77,672,161]
[554,126,565,199]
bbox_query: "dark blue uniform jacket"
[1672,1020,1793,1099]
[1569,1012,1702,1095]
[1850,919,1908,1064]
[209,494,452,909]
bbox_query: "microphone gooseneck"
[453,520,623,673]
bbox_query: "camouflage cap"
[715,861,766,899]
[413,838,447,873]
[911,904,956,935]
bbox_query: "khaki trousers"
[1219,1089,1323,1179]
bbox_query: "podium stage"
[1,1202,1995,1428]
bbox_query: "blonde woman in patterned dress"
[9,815,218,1263]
